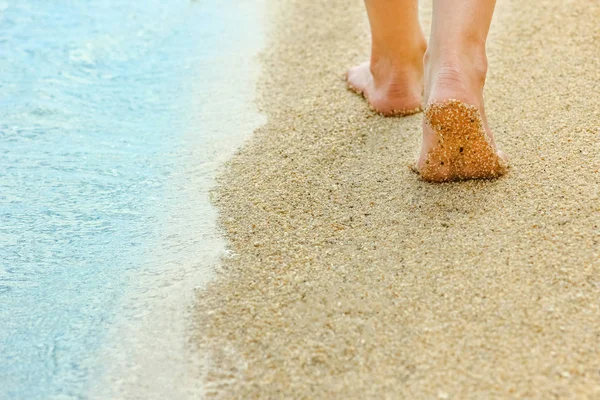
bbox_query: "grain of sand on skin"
[194,0,600,398]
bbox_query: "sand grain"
[195,0,600,398]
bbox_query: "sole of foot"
[413,99,508,182]
[346,61,423,117]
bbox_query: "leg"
[416,0,508,182]
[347,0,426,116]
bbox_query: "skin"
[347,0,507,181]
[347,0,426,116]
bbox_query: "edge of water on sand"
[88,1,267,398]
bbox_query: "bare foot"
[347,0,426,116]
[347,56,424,117]
[415,62,508,182]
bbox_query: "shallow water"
[0,1,264,398]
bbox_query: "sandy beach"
[195,0,600,397]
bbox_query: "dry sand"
[194,0,600,398]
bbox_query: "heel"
[418,99,507,182]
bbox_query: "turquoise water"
[0,1,264,398]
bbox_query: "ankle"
[369,37,426,85]
[423,47,488,104]
[371,34,426,70]
[425,44,488,79]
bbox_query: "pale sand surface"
[194,0,600,398]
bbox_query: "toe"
[497,149,508,164]
[347,61,371,94]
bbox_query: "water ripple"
[0,0,257,398]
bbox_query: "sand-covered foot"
[347,61,423,117]
[415,99,508,182]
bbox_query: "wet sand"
[194,0,600,398]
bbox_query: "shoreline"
[196,0,600,398]
[88,1,267,398]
